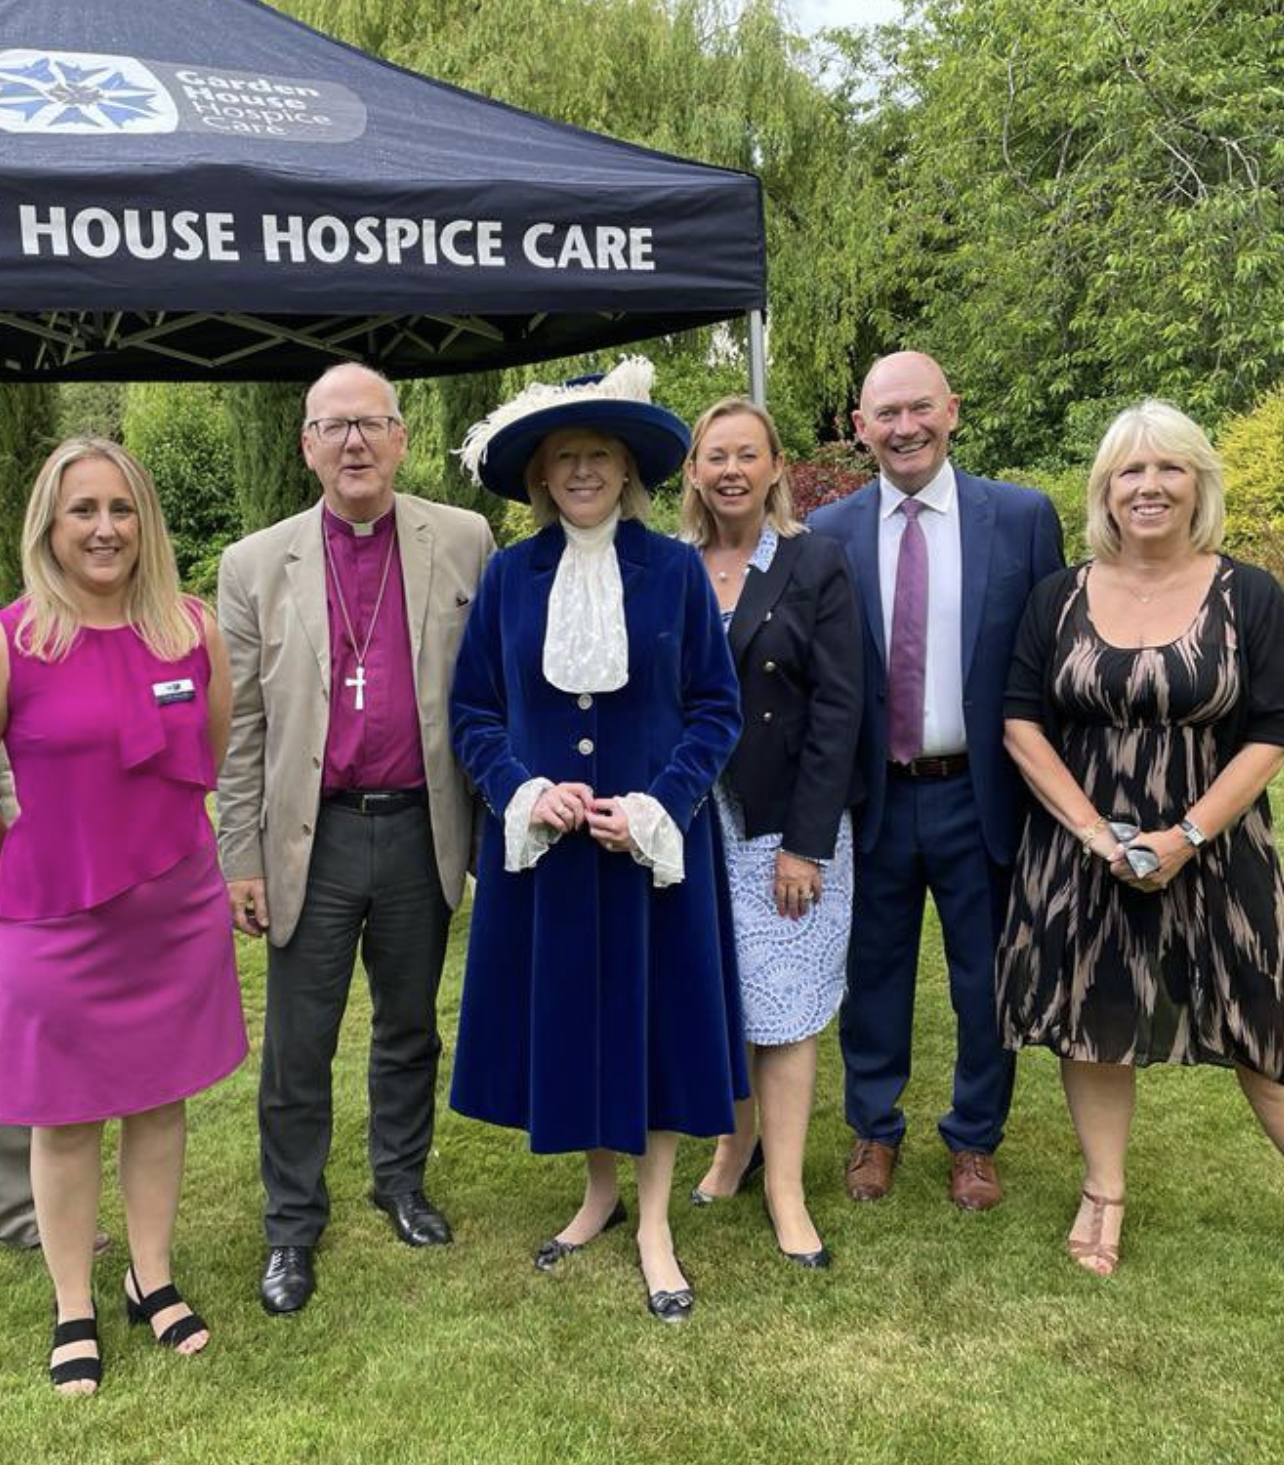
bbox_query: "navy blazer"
[723,532,863,860]
[810,470,1064,864]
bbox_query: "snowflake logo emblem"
[0,49,177,133]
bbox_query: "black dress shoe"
[371,1189,453,1247]
[646,1283,695,1323]
[690,1138,764,1206]
[763,1196,831,1269]
[261,1246,315,1315]
[532,1199,627,1272]
[780,1243,831,1270]
[638,1257,695,1323]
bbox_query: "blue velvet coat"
[448,519,748,1155]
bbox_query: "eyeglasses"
[305,415,402,444]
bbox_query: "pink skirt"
[0,839,247,1126]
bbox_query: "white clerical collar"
[878,460,956,520]
[324,503,395,539]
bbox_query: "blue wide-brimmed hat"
[457,356,690,502]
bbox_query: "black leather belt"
[887,753,970,780]
[324,788,427,815]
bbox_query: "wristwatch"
[1179,818,1207,848]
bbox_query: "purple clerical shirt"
[321,506,425,793]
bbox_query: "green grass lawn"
[4,887,1284,1464]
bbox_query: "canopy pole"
[747,308,766,405]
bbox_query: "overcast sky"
[791,0,903,33]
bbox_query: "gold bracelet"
[1077,814,1107,853]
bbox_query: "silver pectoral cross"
[345,663,367,711]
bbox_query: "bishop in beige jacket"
[217,363,492,1315]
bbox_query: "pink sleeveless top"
[0,601,216,920]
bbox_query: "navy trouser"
[260,800,450,1246]
[840,769,1014,1154]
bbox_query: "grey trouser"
[259,799,451,1246]
[0,1124,37,1248]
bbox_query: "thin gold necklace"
[1116,559,1199,605]
[322,523,396,712]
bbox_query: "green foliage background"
[4,0,1284,565]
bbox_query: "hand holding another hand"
[530,782,595,834]
[1108,826,1196,892]
[586,797,636,855]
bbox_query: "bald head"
[854,351,960,495]
[304,362,400,423]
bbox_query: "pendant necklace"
[704,546,752,583]
[323,524,396,711]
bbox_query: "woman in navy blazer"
[449,361,746,1323]
[682,398,862,1268]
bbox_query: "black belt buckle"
[326,788,424,816]
[888,753,969,780]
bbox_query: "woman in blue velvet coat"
[449,359,747,1323]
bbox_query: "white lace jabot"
[542,510,628,694]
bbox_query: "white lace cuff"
[619,792,684,888]
[504,777,558,872]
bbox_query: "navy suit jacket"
[810,469,1064,865]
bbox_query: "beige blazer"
[217,493,494,946]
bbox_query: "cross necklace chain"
[323,526,397,711]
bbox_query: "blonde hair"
[18,437,199,662]
[523,438,650,528]
[1086,400,1225,561]
[680,398,803,546]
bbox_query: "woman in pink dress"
[0,439,248,1395]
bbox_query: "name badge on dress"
[152,678,196,705]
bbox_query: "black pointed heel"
[533,1198,627,1271]
[689,1139,765,1206]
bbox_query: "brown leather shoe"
[845,1138,899,1201]
[949,1150,1002,1210]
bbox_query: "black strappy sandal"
[125,1265,208,1351]
[50,1307,101,1393]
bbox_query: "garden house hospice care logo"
[0,49,365,140]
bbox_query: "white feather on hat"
[456,356,657,486]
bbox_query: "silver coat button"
[764,660,777,673]
[577,693,593,710]
[762,712,773,723]
[577,737,595,755]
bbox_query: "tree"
[269,0,858,446]
[223,382,315,532]
[0,384,59,600]
[122,383,239,588]
[828,0,1284,466]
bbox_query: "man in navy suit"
[810,352,1063,1208]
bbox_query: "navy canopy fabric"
[0,0,765,380]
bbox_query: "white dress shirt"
[877,461,967,757]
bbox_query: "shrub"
[122,383,239,587]
[794,441,873,519]
[1001,464,1090,565]
[1218,385,1284,556]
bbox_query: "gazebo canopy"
[0,0,766,380]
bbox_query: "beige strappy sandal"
[1067,1189,1125,1277]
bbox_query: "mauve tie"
[887,498,927,764]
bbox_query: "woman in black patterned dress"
[998,400,1284,1276]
